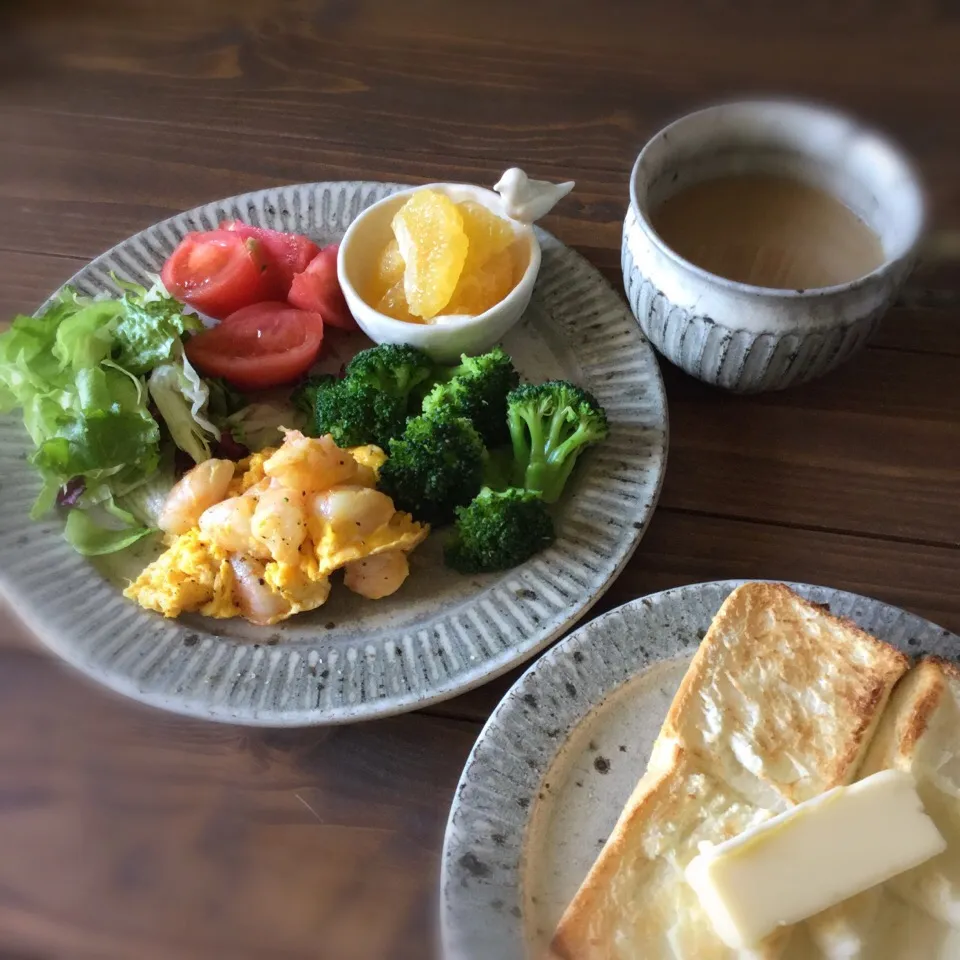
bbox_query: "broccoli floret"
[291,374,337,420]
[344,343,436,400]
[481,445,514,491]
[422,346,519,446]
[507,381,610,503]
[311,379,408,449]
[291,346,435,449]
[445,487,556,573]
[378,414,485,525]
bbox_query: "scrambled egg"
[127,528,239,620]
[124,435,427,626]
[349,444,388,477]
[314,513,426,577]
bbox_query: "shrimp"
[310,485,396,541]
[264,429,359,493]
[198,496,270,559]
[250,483,307,565]
[229,555,290,625]
[158,459,235,535]
[342,550,409,600]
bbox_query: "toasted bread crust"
[660,583,909,805]
[551,744,789,960]
[925,654,960,683]
[897,661,946,761]
[859,656,954,775]
[549,743,684,960]
[855,656,960,929]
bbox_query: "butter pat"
[685,770,946,949]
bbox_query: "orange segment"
[376,239,405,291]
[446,244,516,316]
[376,280,421,323]
[366,238,406,306]
[392,190,468,320]
[458,200,516,273]
[445,275,484,316]
[508,238,529,284]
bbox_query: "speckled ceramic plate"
[440,580,959,959]
[0,181,667,725]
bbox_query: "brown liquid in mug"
[650,174,885,289]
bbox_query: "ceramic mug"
[622,101,925,392]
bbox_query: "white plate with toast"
[441,580,960,959]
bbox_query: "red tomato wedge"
[220,221,320,290]
[287,244,357,330]
[184,302,324,391]
[161,230,285,319]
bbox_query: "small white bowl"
[337,183,541,363]
[622,100,925,392]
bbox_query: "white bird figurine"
[493,167,575,224]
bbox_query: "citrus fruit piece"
[446,245,516,316]
[508,238,529,283]
[376,279,420,323]
[444,275,484,316]
[366,238,406,305]
[375,239,405,292]
[392,190,468,320]
[458,200,516,274]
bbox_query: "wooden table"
[1,3,958,957]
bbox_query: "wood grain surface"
[1,2,958,957]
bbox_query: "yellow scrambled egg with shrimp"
[124,432,426,626]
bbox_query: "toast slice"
[806,657,960,956]
[550,741,791,960]
[658,582,910,810]
[858,657,960,927]
[551,583,911,960]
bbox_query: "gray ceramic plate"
[440,579,959,959]
[0,181,667,725]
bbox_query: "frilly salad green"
[0,281,233,555]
